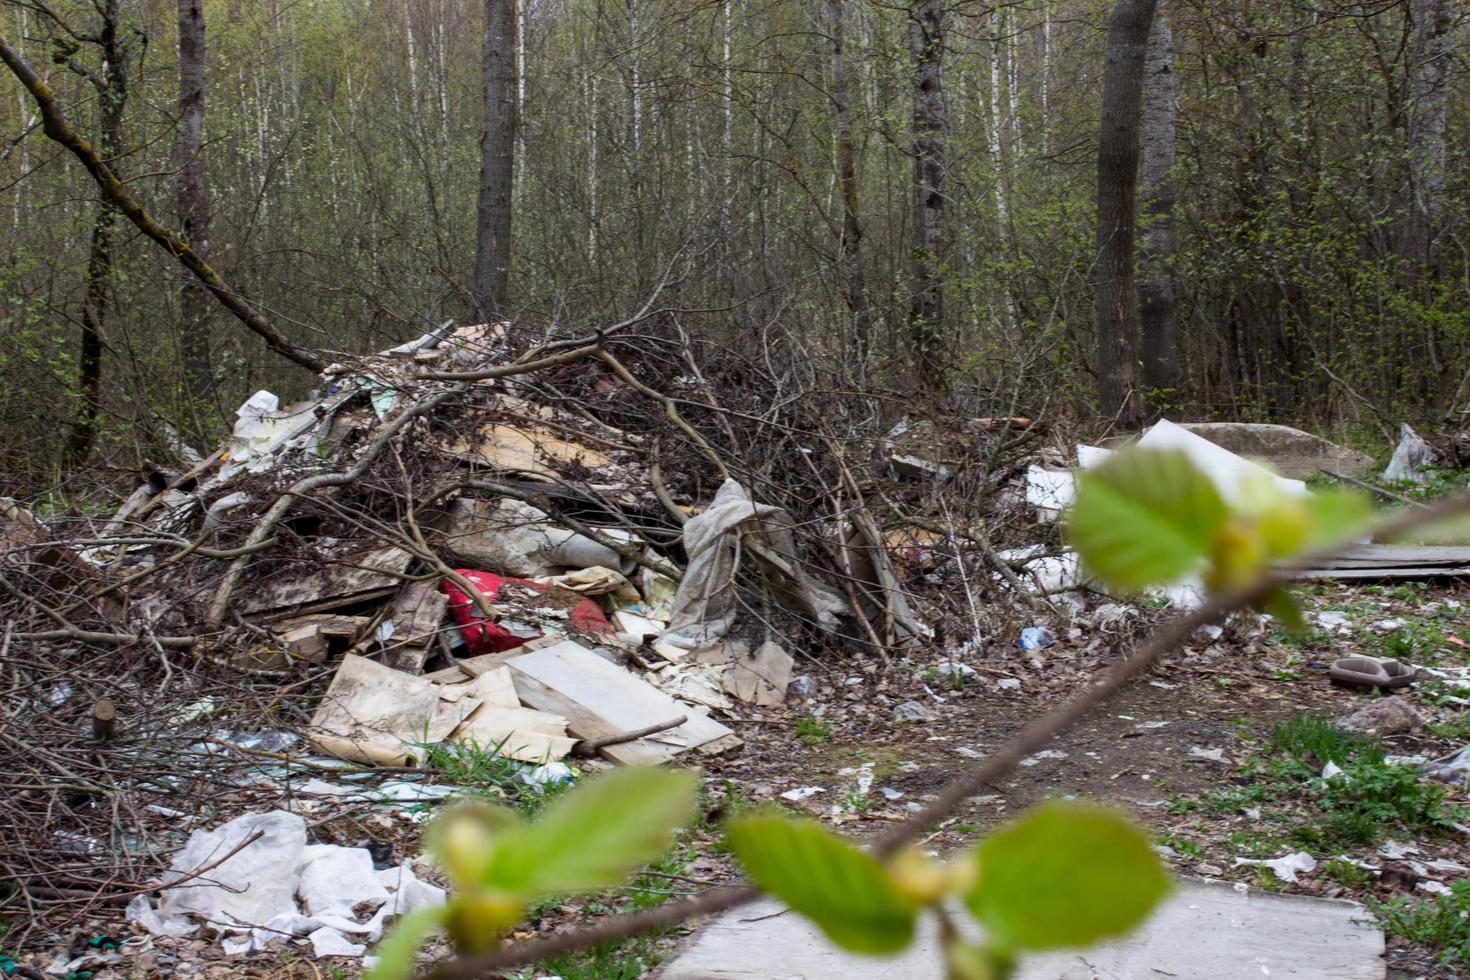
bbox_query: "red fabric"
[439,570,612,655]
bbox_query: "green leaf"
[425,802,522,890]
[726,814,917,955]
[1068,449,1226,591]
[1261,586,1306,633]
[488,767,698,898]
[364,907,445,980]
[945,940,1014,980]
[1300,489,1373,551]
[964,800,1170,951]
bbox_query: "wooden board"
[1308,544,1470,567]
[1290,544,1470,580]
[506,640,739,766]
[1296,566,1470,580]
[242,547,412,616]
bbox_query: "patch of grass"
[1426,717,1470,741]
[1368,880,1470,965]
[1174,712,1464,855]
[420,739,569,814]
[1321,858,1374,888]
[1158,831,1204,860]
[530,847,695,978]
[1268,628,1332,648]
[1375,621,1448,665]
[794,713,831,745]
[1267,714,1385,767]
[1304,760,1463,846]
[534,933,668,980]
[1227,828,1286,855]
[1416,676,1470,708]
[1380,468,1467,504]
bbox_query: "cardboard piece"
[307,655,477,766]
[452,704,578,763]
[723,641,793,706]
[506,640,740,765]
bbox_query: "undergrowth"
[1369,880,1470,965]
[419,739,570,814]
[1169,713,1462,850]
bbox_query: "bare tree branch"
[0,33,327,373]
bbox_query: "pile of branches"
[0,318,1051,941]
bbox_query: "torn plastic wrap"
[661,480,846,651]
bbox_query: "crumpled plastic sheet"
[1233,851,1317,883]
[661,479,846,650]
[127,810,446,959]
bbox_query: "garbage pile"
[13,317,1470,963]
[42,324,885,765]
[6,322,937,955]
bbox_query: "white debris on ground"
[1233,852,1318,883]
[125,810,445,960]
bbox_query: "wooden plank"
[1296,566,1470,580]
[508,672,672,765]
[506,640,739,766]
[1313,544,1470,566]
[242,546,412,616]
[696,733,746,757]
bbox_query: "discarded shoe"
[1327,655,1417,690]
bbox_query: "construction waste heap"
[6,320,1461,969]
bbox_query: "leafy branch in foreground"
[394,449,1470,980]
[1068,447,1372,624]
[728,802,1169,978]
[366,768,698,978]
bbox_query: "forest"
[1,1,1469,978]
[0,0,1463,489]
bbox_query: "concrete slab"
[658,878,1384,980]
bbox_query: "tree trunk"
[907,0,946,392]
[1093,0,1157,423]
[474,0,517,320]
[1138,0,1178,407]
[1401,0,1450,280]
[828,0,869,365]
[176,0,212,408]
[66,1,128,466]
